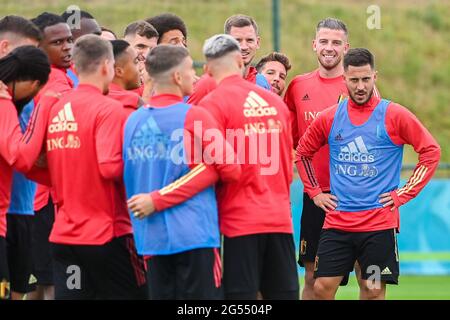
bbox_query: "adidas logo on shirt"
[302,93,310,101]
[243,91,277,118]
[338,136,375,163]
[381,267,392,275]
[48,102,78,133]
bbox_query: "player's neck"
[152,84,183,98]
[111,78,126,90]
[318,64,344,79]
[212,68,243,85]
[77,75,105,93]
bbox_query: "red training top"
[45,84,132,245]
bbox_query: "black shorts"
[6,214,36,294]
[146,247,223,300]
[298,193,326,267]
[0,236,10,299]
[32,200,55,286]
[314,228,399,285]
[52,235,148,300]
[223,233,299,300]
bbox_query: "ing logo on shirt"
[126,116,174,162]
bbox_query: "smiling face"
[260,60,287,95]
[313,27,349,71]
[41,23,74,69]
[229,25,260,67]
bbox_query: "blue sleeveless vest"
[328,99,403,211]
[123,103,220,255]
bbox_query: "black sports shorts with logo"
[314,228,399,285]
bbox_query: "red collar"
[219,74,244,86]
[109,82,126,92]
[148,94,183,107]
[76,83,103,95]
[245,66,258,82]
[348,93,381,111]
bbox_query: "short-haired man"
[34,35,147,299]
[100,26,117,40]
[61,9,101,40]
[108,39,143,115]
[123,20,159,88]
[296,48,440,300]
[188,14,270,104]
[146,13,186,47]
[123,44,241,299]
[0,15,42,56]
[256,52,291,96]
[30,12,76,300]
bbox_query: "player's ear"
[204,63,213,77]
[0,40,9,56]
[235,53,244,71]
[173,70,182,86]
[114,65,124,78]
[256,36,261,50]
[343,42,350,54]
[101,59,109,75]
[374,70,378,81]
[30,79,41,92]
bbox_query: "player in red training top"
[296,48,440,300]
[23,35,148,299]
[0,45,51,300]
[108,40,144,116]
[188,15,271,105]
[284,18,380,299]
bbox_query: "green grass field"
[1,0,449,165]
[333,275,450,300]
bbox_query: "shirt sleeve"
[14,95,60,173]
[0,99,22,166]
[148,104,242,212]
[295,106,335,198]
[283,81,300,149]
[184,106,241,182]
[150,163,220,211]
[95,102,126,180]
[385,103,441,207]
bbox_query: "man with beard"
[284,18,379,299]
[256,52,291,96]
[296,48,440,300]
